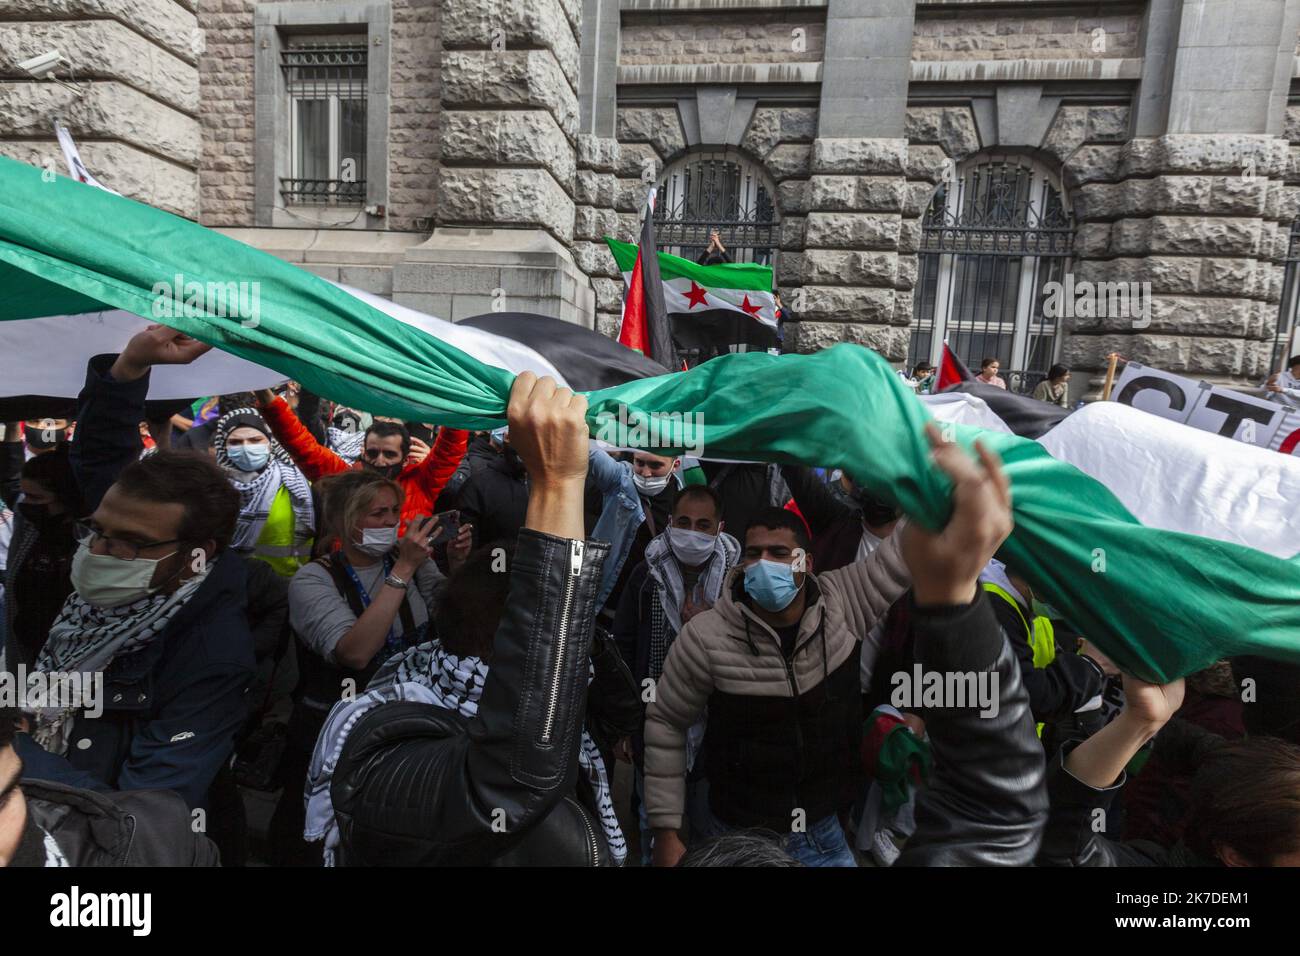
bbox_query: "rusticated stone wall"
[0,0,201,217]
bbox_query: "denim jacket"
[587,447,644,610]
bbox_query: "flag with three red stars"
[604,236,778,331]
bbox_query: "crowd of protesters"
[2,324,1299,869]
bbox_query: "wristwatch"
[383,572,409,591]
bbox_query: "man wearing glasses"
[7,328,256,825]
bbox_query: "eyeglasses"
[73,521,185,561]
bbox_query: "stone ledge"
[620,0,828,8]
[910,57,1142,84]
[617,62,822,86]
[214,228,427,266]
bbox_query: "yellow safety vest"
[252,486,313,578]
[983,582,1056,737]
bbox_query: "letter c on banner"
[1116,376,1187,414]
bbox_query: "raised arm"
[72,325,212,513]
[403,425,469,507]
[893,424,1049,866]
[779,464,855,538]
[329,374,610,865]
[254,391,348,481]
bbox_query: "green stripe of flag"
[2,155,1299,682]
[604,236,773,292]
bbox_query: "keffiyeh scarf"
[643,529,740,677]
[30,562,213,754]
[213,408,315,552]
[327,426,366,464]
[305,639,626,866]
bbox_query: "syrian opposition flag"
[935,340,974,391]
[1,154,1298,683]
[605,236,778,330]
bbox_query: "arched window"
[654,148,778,265]
[1272,220,1300,372]
[908,155,1073,393]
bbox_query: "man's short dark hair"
[365,420,411,456]
[112,450,241,552]
[1288,355,1300,371]
[674,484,722,520]
[744,506,810,554]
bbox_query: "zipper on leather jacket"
[540,539,584,744]
[564,794,600,865]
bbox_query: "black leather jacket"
[897,595,1049,866]
[19,778,220,866]
[330,529,614,866]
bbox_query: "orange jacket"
[259,397,468,531]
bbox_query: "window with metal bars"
[653,149,779,265]
[908,155,1073,395]
[1271,220,1300,373]
[280,40,367,204]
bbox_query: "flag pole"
[1101,352,1120,401]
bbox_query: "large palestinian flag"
[2,154,1299,683]
[605,236,778,330]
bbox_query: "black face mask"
[848,486,900,528]
[18,501,66,534]
[363,459,403,480]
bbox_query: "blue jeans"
[692,799,857,868]
[783,814,858,867]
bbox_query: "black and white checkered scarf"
[305,639,626,866]
[29,562,213,755]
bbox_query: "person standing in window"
[1032,364,1071,408]
[978,358,1007,390]
[697,229,732,266]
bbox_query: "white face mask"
[227,443,271,472]
[70,543,175,609]
[633,471,671,497]
[666,526,716,566]
[355,526,398,557]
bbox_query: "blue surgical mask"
[744,559,801,612]
[227,443,271,472]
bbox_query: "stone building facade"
[2,0,1299,398]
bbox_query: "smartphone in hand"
[428,510,460,547]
